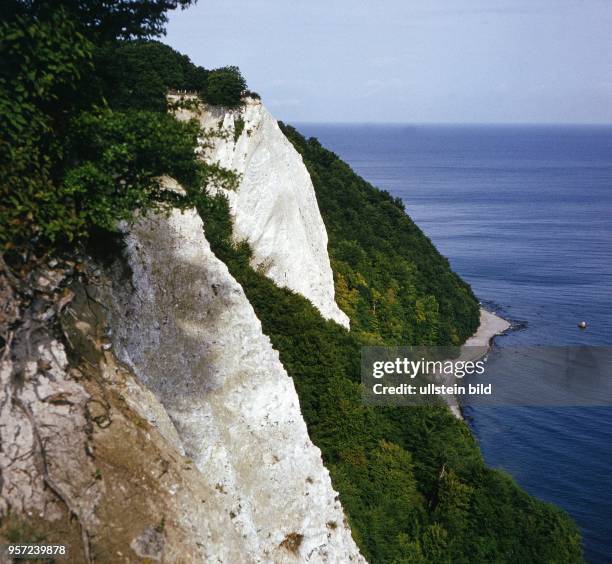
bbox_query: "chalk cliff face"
[1,97,361,560]
[0,201,363,561]
[102,205,363,562]
[0,258,247,562]
[173,96,350,328]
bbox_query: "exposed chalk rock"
[103,205,364,562]
[0,264,247,562]
[0,338,101,528]
[172,95,350,328]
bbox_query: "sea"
[297,123,612,563]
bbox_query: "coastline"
[448,308,511,418]
[463,308,511,354]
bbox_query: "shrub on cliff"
[61,110,205,233]
[0,3,238,256]
[204,66,247,107]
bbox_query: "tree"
[0,11,93,251]
[96,40,195,111]
[0,2,235,254]
[3,1,197,40]
[205,66,247,107]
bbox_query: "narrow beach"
[463,308,510,356]
[448,308,510,418]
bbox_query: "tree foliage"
[0,10,94,250]
[281,124,480,346]
[0,4,239,255]
[94,41,247,110]
[95,40,210,111]
[62,110,203,233]
[205,65,247,107]
[3,0,196,40]
[199,189,583,564]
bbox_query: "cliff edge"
[101,204,363,562]
[172,95,350,329]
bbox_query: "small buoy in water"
[578,321,587,329]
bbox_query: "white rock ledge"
[173,96,350,329]
[105,205,364,563]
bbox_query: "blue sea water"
[297,123,612,563]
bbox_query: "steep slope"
[172,95,350,328]
[198,125,583,563]
[100,203,363,563]
[0,258,247,562]
[281,124,480,346]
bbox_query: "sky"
[165,0,612,124]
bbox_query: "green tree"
[62,109,204,235]
[0,1,236,255]
[0,11,93,250]
[205,66,247,107]
[95,40,211,111]
[3,0,196,40]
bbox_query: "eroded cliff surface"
[172,96,349,329]
[0,258,246,563]
[0,201,364,562]
[100,205,363,563]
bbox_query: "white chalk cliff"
[103,205,364,562]
[173,96,350,329]
[1,96,362,561]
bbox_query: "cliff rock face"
[102,205,363,562]
[0,259,246,562]
[1,97,362,560]
[173,96,350,328]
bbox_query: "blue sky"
[166,1,612,124]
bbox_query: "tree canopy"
[206,65,248,107]
[94,41,247,110]
[0,4,244,255]
[2,0,196,40]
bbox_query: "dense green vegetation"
[201,180,582,564]
[1,1,582,562]
[1,8,245,254]
[95,41,247,111]
[281,124,479,346]
[94,40,210,111]
[205,65,247,107]
[3,0,194,41]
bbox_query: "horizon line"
[289,120,612,127]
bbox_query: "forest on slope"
[205,136,582,562]
[281,124,480,346]
[1,1,582,562]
